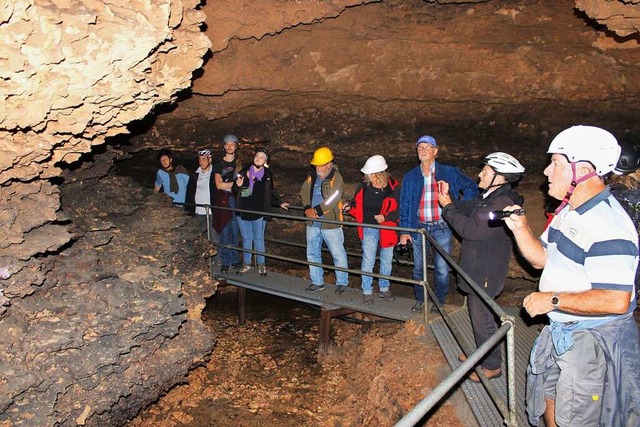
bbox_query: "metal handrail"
[188,201,518,426]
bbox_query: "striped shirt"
[540,189,639,323]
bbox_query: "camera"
[488,208,526,220]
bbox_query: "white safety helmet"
[483,152,525,185]
[484,152,525,174]
[547,125,621,176]
[361,155,388,174]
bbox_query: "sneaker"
[335,286,346,295]
[231,262,243,270]
[377,290,396,301]
[411,302,425,313]
[237,264,252,275]
[363,294,374,305]
[258,265,267,276]
[220,265,230,274]
[305,284,325,293]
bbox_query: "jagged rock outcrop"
[0,0,212,425]
[0,0,210,269]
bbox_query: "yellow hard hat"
[310,147,334,166]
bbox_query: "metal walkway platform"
[213,265,418,321]
[429,306,540,426]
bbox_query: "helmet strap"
[554,162,597,214]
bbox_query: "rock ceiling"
[0,0,639,424]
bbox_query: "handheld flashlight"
[488,208,526,220]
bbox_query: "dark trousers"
[468,292,501,370]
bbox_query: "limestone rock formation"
[0,0,210,267]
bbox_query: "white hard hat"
[361,155,388,174]
[548,125,621,176]
[484,152,525,174]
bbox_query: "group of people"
[155,126,640,426]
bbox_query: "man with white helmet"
[503,126,640,426]
[300,147,349,294]
[438,151,525,382]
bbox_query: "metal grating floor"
[212,265,419,321]
[429,306,541,426]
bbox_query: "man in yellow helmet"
[300,147,349,294]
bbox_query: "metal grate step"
[429,306,541,426]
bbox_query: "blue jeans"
[219,198,240,266]
[237,217,266,266]
[361,227,393,294]
[306,226,349,286]
[411,221,452,305]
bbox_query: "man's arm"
[455,169,479,201]
[503,204,546,269]
[215,173,233,191]
[523,289,632,317]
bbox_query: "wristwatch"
[551,293,560,310]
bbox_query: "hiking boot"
[377,290,396,301]
[258,265,267,276]
[411,301,424,313]
[231,262,243,270]
[363,294,374,305]
[335,286,346,295]
[305,284,325,293]
[220,265,230,274]
[236,264,252,275]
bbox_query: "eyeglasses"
[417,145,436,152]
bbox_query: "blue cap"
[416,135,437,147]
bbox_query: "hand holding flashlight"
[489,208,526,220]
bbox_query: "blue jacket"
[399,161,478,229]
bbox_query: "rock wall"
[137,0,640,157]
[0,0,210,286]
[0,1,212,425]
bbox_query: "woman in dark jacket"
[345,155,400,304]
[438,152,525,382]
[233,147,289,276]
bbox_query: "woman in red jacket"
[345,155,400,304]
